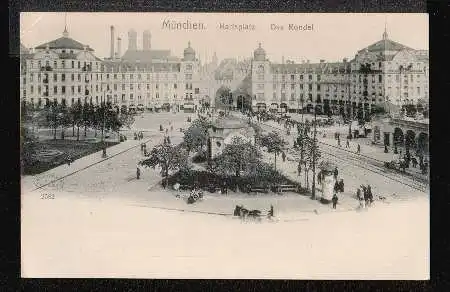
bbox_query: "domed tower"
[128,29,137,51]
[251,43,269,111]
[253,43,266,61]
[183,41,196,61]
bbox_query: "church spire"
[63,13,69,37]
[382,18,388,40]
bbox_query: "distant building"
[250,27,429,117]
[207,118,255,159]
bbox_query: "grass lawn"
[22,139,119,175]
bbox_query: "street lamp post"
[311,106,318,199]
[101,90,110,158]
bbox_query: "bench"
[248,186,269,194]
[272,184,300,194]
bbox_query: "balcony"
[40,66,53,72]
[43,92,49,97]
[85,79,90,83]
[43,79,49,84]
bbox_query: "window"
[71,74,74,81]
[54,61,57,68]
[114,84,117,90]
[417,87,420,95]
[290,93,295,100]
[273,92,276,99]
[174,83,177,89]
[185,74,192,80]
[71,86,74,94]
[53,86,57,94]
[130,94,134,100]
[122,84,125,90]
[216,142,221,148]
[30,85,34,94]
[291,84,295,90]
[78,86,81,93]
[317,75,321,81]
[185,83,189,90]
[78,74,81,81]
[30,74,33,82]
[71,61,74,68]
[308,75,312,81]
[273,83,277,90]
[281,83,285,90]
[308,84,312,91]
[317,84,320,91]
[53,74,57,82]
[138,84,141,90]
[300,84,303,90]
[195,88,199,94]
[300,75,303,80]
[147,74,150,80]
[156,93,159,99]
[130,84,134,90]
[38,85,41,94]
[282,75,286,82]
[257,93,264,100]
[186,64,193,71]
[114,74,117,79]
[61,74,65,82]
[62,86,66,94]
[138,74,141,79]
[122,94,125,102]
[62,61,65,68]
[257,84,264,90]
[281,93,286,100]
[378,75,382,83]
[130,74,133,80]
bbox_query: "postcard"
[20,12,429,279]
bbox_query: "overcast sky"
[20,13,428,63]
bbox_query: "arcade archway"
[405,130,416,152]
[417,132,429,155]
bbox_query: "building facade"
[250,29,429,116]
[20,26,206,112]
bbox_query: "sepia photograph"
[20,12,429,279]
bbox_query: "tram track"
[237,115,429,194]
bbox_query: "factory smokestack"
[143,30,151,51]
[110,26,115,59]
[117,37,122,59]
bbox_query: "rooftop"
[35,36,94,51]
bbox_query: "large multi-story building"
[20,25,205,112]
[20,27,104,108]
[250,28,429,116]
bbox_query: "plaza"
[20,13,429,279]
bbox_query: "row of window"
[30,60,99,70]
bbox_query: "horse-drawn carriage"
[384,158,408,173]
[233,205,274,222]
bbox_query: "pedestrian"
[332,193,338,209]
[136,167,141,180]
[334,181,340,196]
[297,162,302,177]
[346,139,350,148]
[367,185,373,206]
[411,157,418,168]
[333,167,338,180]
[166,136,171,144]
[356,188,362,200]
[357,144,361,154]
[339,179,344,193]
[134,132,138,140]
[268,205,274,218]
[222,181,228,195]
[317,171,322,184]
[338,138,341,147]
[66,155,71,166]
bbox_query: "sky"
[20,13,428,63]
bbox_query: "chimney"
[110,26,115,59]
[343,58,348,63]
[117,37,121,59]
[143,30,151,50]
[320,59,325,63]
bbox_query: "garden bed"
[21,139,119,175]
[166,163,308,195]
